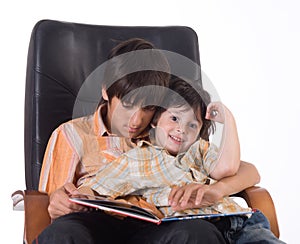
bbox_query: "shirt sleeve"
[84,153,131,198]
[38,125,80,194]
[178,138,219,178]
[199,139,219,175]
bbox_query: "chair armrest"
[23,190,51,243]
[11,190,25,210]
[234,186,280,238]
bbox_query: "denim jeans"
[220,210,286,244]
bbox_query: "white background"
[1,0,299,243]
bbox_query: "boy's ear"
[102,88,108,101]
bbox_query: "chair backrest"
[24,19,201,190]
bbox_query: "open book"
[69,196,254,225]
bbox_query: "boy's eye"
[189,123,198,129]
[142,105,156,111]
[171,116,178,122]
[122,101,134,108]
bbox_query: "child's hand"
[168,183,207,211]
[205,102,227,123]
[168,183,224,211]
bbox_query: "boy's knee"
[167,220,226,244]
[35,213,93,244]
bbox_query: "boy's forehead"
[120,96,149,106]
[167,106,194,116]
[120,89,163,106]
[167,106,192,114]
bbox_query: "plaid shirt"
[84,140,251,216]
[39,104,142,194]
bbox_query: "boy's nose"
[176,123,186,134]
[129,109,143,128]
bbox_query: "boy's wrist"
[210,180,232,198]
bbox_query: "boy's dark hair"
[99,38,170,108]
[152,76,215,141]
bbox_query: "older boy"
[35,38,258,244]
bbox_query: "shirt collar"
[94,104,110,136]
[136,140,165,151]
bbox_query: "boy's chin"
[165,147,180,156]
[169,147,188,156]
[113,129,139,138]
[128,132,140,138]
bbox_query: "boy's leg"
[33,211,145,244]
[128,219,227,244]
[225,211,286,244]
[34,212,226,244]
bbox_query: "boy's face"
[155,106,202,155]
[106,96,155,138]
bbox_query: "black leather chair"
[13,19,280,243]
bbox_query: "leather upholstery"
[23,191,50,243]
[24,19,202,190]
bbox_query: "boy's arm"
[169,161,260,210]
[208,161,260,199]
[39,126,83,219]
[206,102,240,180]
[39,126,79,194]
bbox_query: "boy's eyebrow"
[167,107,192,115]
[166,110,181,116]
[167,107,187,113]
[167,110,200,122]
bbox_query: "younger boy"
[81,77,285,243]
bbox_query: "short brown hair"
[100,38,170,108]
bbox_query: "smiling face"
[154,106,202,156]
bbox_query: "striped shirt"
[83,140,251,216]
[38,104,141,194]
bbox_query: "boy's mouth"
[169,135,183,143]
[128,126,140,133]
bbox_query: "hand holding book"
[69,194,254,225]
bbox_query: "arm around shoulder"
[211,161,260,198]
